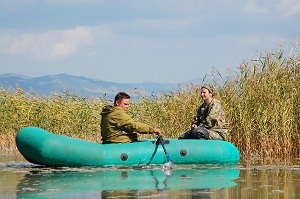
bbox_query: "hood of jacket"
[100,105,116,117]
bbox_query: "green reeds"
[0,88,105,150]
[220,45,300,163]
[1,43,300,163]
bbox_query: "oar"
[158,135,173,172]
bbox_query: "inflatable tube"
[16,127,240,167]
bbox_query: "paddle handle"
[158,136,172,162]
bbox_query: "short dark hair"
[114,92,130,106]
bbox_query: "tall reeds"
[1,43,300,163]
[0,88,105,150]
[220,44,300,163]
[129,85,202,138]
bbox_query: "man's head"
[114,92,130,111]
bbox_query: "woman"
[179,84,227,140]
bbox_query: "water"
[1,153,300,198]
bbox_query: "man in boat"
[101,92,162,143]
[179,84,227,141]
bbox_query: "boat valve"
[120,153,128,161]
[180,149,187,156]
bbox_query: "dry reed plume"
[1,43,300,164]
[220,43,300,163]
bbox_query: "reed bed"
[1,44,300,164]
[220,44,300,163]
[0,89,104,150]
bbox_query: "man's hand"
[153,128,162,136]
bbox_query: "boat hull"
[16,127,240,167]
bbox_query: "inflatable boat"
[16,127,240,167]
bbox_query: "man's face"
[116,98,130,111]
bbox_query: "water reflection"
[236,166,300,198]
[3,156,300,198]
[16,166,240,198]
[4,154,300,198]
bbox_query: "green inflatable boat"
[16,127,240,167]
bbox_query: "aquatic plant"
[1,42,300,164]
[220,43,300,163]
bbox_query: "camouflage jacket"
[100,105,154,143]
[191,98,227,136]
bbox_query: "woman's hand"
[191,124,197,130]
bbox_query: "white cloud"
[276,0,300,17]
[44,0,105,5]
[0,0,299,83]
[0,0,36,8]
[283,5,300,16]
[243,0,269,14]
[0,0,106,10]
[234,34,285,46]
[235,35,261,46]
[0,27,94,61]
[117,18,193,34]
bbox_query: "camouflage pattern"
[192,98,227,140]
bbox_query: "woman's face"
[200,87,213,102]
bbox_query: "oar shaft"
[158,136,172,162]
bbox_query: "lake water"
[1,153,300,199]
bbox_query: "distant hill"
[0,73,196,99]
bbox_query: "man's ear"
[115,100,121,106]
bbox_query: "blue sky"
[0,0,299,83]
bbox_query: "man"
[101,92,162,143]
[179,84,227,140]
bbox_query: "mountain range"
[0,73,203,99]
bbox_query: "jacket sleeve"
[191,104,204,126]
[116,112,154,134]
[205,100,226,129]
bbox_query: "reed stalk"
[1,43,300,164]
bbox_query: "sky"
[0,0,299,83]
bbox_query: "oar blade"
[157,135,173,175]
[161,161,173,176]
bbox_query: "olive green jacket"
[100,105,154,143]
